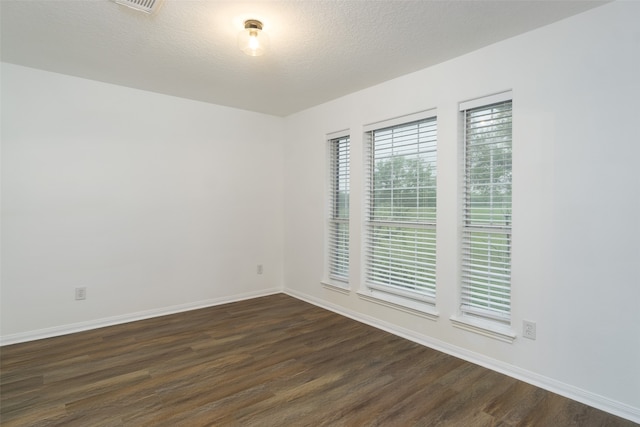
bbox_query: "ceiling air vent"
[114,0,162,14]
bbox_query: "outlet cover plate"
[523,320,536,340]
[75,287,87,300]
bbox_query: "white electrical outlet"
[75,287,87,300]
[523,320,536,340]
[257,264,263,275]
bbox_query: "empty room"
[1,0,639,425]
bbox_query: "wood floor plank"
[1,294,636,426]
[484,379,549,425]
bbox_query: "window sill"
[321,280,350,295]
[357,289,439,321]
[450,315,516,344]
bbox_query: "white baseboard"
[284,287,640,424]
[0,288,281,346]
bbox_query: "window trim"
[450,315,516,343]
[459,91,512,112]
[357,289,439,321]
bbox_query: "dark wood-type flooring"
[1,294,636,426]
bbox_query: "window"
[364,111,437,307]
[460,93,512,327]
[327,133,350,285]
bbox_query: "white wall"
[283,1,639,420]
[1,63,284,340]
[1,1,639,422]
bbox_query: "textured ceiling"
[1,0,607,116]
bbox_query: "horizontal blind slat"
[365,116,437,302]
[461,99,512,322]
[328,135,350,281]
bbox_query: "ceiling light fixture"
[238,19,269,57]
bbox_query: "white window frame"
[323,130,350,291]
[451,91,515,342]
[359,110,439,319]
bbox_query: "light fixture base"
[244,19,263,31]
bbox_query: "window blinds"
[461,98,512,323]
[328,135,350,282]
[365,115,437,301]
